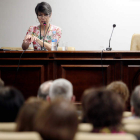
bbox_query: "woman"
[22,2,62,51]
[106,81,129,104]
[33,99,78,140]
[84,88,124,133]
[16,97,45,131]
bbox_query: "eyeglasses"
[38,15,49,19]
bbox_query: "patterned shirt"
[26,24,62,50]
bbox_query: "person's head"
[16,97,45,131]
[35,2,52,26]
[48,78,75,102]
[81,88,96,123]
[0,78,4,87]
[0,86,24,122]
[85,88,124,129]
[107,81,129,103]
[33,99,78,140]
[131,85,140,116]
[37,80,53,100]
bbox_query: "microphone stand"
[41,22,46,51]
[106,24,116,51]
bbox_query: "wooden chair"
[0,132,42,140]
[122,118,140,136]
[123,111,132,118]
[130,34,140,51]
[74,132,137,140]
[122,118,140,125]
[78,123,93,132]
[0,123,16,132]
[123,124,140,137]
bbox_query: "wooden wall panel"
[61,65,110,101]
[1,51,140,110]
[0,65,44,100]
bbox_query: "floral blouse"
[26,24,62,50]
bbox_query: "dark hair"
[35,2,52,16]
[33,99,78,140]
[131,85,140,116]
[81,88,96,123]
[85,88,124,129]
[0,86,24,122]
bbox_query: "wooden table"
[0,50,140,109]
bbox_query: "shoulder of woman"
[26,25,39,35]
[28,25,39,31]
[50,24,62,31]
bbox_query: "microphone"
[106,24,116,51]
[41,22,46,51]
[43,22,46,26]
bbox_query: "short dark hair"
[131,85,140,116]
[85,88,124,128]
[0,86,24,122]
[35,2,52,16]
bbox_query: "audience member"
[130,85,140,118]
[48,78,75,102]
[33,99,78,140]
[107,81,129,103]
[16,97,45,131]
[37,80,53,100]
[85,88,124,133]
[0,78,4,87]
[81,88,95,123]
[0,86,24,122]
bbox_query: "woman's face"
[37,12,51,26]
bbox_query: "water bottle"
[51,31,57,51]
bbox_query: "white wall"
[0,0,140,50]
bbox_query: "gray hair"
[37,81,53,100]
[49,79,73,101]
[131,85,140,116]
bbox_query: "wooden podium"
[0,50,140,107]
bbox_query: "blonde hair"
[107,81,129,102]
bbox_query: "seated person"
[81,88,95,123]
[0,86,24,122]
[33,99,78,140]
[107,81,129,105]
[16,97,45,131]
[37,80,53,100]
[47,78,75,102]
[22,2,62,51]
[84,88,124,133]
[130,85,140,119]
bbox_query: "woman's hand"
[24,35,37,44]
[22,35,38,50]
